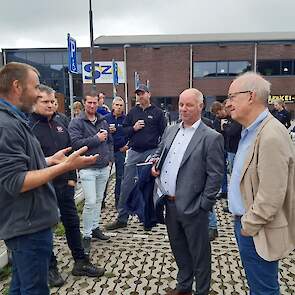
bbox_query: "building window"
[26,51,45,64]
[229,61,251,76]
[217,62,228,76]
[257,60,280,76]
[6,51,27,63]
[281,60,293,75]
[194,61,252,78]
[194,62,216,78]
[44,52,63,64]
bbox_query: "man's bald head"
[179,88,204,127]
[180,88,204,104]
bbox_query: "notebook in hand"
[155,147,168,171]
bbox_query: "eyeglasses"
[228,90,252,101]
[114,103,124,106]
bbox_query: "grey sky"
[0,0,295,50]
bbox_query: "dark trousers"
[165,201,211,295]
[234,219,280,295]
[5,228,53,295]
[114,151,126,209]
[50,183,85,269]
[221,152,228,193]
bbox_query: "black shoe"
[144,226,152,231]
[105,220,127,231]
[72,258,105,277]
[216,192,228,200]
[209,228,218,241]
[82,237,91,256]
[92,227,110,240]
[48,267,65,288]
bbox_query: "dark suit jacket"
[154,121,224,219]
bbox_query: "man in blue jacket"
[29,85,103,287]
[0,62,98,295]
[68,91,114,255]
[104,96,128,209]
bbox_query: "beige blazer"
[240,113,295,261]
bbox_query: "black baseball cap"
[135,84,149,94]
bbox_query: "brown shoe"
[165,289,192,295]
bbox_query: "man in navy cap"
[105,84,166,230]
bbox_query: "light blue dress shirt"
[228,109,269,216]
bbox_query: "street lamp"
[89,0,96,90]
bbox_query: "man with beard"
[0,62,99,294]
[68,91,113,255]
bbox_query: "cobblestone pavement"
[1,179,295,294]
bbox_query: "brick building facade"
[83,32,295,116]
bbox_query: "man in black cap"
[105,84,166,230]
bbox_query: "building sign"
[268,95,295,104]
[67,34,78,74]
[82,61,125,84]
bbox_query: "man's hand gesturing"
[64,146,98,170]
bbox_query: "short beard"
[19,104,33,114]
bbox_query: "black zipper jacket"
[28,112,77,186]
[123,105,166,152]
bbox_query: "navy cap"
[135,84,149,94]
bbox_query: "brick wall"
[81,43,295,112]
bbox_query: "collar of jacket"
[31,112,57,122]
[111,111,125,119]
[79,111,104,123]
[135,104,155,111]
[0,100,29,125]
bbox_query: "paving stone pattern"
[1,179,294,294]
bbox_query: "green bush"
[0,265,11,281]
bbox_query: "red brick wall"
[81,43,295,112]
[126,46,190,97]
[257,44,295,59]
[193,44,254,61]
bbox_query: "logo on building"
[82,61,125,84]
[268,95,295,104]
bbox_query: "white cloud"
[0,0,295,50]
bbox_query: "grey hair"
[38,84,55,95]
[235,71,271,103]
[112,96,125,105]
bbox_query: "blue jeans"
[234,218,280,295]
[208,207,217,229]
[4,228,53,295]
[114,151,126,209]
[80,166,110,237]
